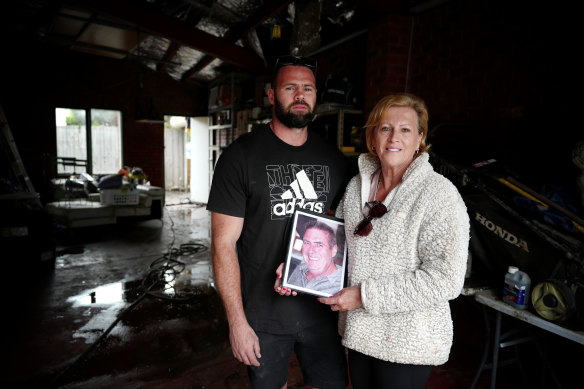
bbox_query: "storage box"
[100,188,139,205]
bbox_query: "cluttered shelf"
[473,288,584,345]
[468,287,584,389]
[312,105,364,154]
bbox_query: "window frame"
[55,106,123,177]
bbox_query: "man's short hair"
[303,220,336,248]
[273,55,317,84]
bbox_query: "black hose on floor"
[48,206,209,387]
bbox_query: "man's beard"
[274,95,316,129]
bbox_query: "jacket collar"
[358,152,430,207]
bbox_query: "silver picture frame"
[282,208,347,297]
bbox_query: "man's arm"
[211,212,261,366]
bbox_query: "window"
[55,108,122,175]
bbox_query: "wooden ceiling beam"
[229,0,294,39]
[72,0,266,72]
[181,55,214,82]
[184,0,293,80]
[157,41,181,73]
[156,4,209,74]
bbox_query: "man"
[207,55,348,389]
[287,220,344,296]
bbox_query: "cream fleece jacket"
[336,152,470,365]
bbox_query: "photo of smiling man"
[286,215,345,297]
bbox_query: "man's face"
[301,227,337,278]
[270,65,317,128]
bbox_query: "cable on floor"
[143,242,208,301]
[144,204,209,301]
[49,205,209,387]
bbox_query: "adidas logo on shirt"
[267,166,329,219]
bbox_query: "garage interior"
[1,0,582,388]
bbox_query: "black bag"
[98,173,124,189]
[320,75,353,105]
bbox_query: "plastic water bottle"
[502,266,531,310]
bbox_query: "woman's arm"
[361,190,470,315]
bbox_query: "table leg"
[533,339,563,389]
[490,311,502,389]
[470,305,491,389]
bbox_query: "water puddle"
[68,282,125,306]
[67,260,216,343]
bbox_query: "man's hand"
[230,319,261,366]
[274,262,297,296]
[211,213,260,366]
[317,285,363,311]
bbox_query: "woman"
[318,93,470,388]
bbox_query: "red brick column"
[365,14,413,113]
[123,121,164,187]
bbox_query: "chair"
[56,157,88,175]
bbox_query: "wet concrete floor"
[1,201,581,388]
[2,203,311,389]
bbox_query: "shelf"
[208,105,234,115]
[209,124,233,130]
[311,108,364,151]
[0,192,40,201]
[316,107,363,116]
[208,72,251,186]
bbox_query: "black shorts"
[248,321,348,389]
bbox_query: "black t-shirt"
[207,124,347,334]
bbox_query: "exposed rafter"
[157,41,181,73]
[1,0,392,85]
[182,0,294,81]
[69,0,266,72]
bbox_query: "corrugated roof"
[0,0,427,85]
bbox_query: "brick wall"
[364,14,412,111]
[314,32,367,108]
[124,122,165,187]
[363,1,579,189]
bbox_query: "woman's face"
[372,106,422,172]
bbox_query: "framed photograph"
[282,208,347,297]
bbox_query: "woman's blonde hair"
[364,93,431,158]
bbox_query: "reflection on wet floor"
[1,203,240,388]
[4,201,581,389]
[165,190,198,206]
[58,227,217,357]
[68,282,126,306]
